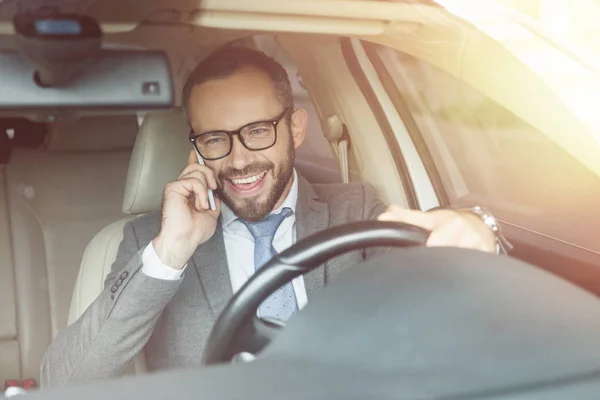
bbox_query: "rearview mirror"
[0,49,174,118]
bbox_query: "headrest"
[46,115,138,152]
[123,108,190,214]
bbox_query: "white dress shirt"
[141,169,308,310]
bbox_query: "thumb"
[377,205,437,231]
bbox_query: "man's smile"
[226,171,268,195]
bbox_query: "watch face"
[34,19,82,35]
[13,13,102,40]
[459,206,511,254]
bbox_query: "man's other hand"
[377,205,496,253]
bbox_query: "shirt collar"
[220,169,299,228]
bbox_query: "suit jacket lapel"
[191,219,233,317]
[191,176,328,312]
[295,176,328,298]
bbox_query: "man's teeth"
[231,172,265,185]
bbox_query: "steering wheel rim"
[202,220,429,365]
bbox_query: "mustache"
[218,161,274,181]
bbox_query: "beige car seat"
[67,108,190,374]
[1,115,137,383]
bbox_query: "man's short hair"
[182,45,295,117]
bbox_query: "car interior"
[0,0,600,397]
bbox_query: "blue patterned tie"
[240,207,298,321]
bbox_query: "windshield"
[374,45,600,252]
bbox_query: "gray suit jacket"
[41,177,387,388]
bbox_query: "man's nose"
[227,135,253,169]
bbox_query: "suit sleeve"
[40,221,184,388]
[361,182,392,260]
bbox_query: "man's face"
[187,66,307,221]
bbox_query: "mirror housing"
[0,11,174,119]
[13,12,103,87]
[0,49,174,118]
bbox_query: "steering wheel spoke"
[246,317,285,355]
[202,221,429,365]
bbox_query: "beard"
[216,139,295,222]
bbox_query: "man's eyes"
[201,135,227,145]
[249,128,268,135]
[197,124,272,146]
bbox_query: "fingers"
[425,218,469,247]
[426,217,495,252]
[165,172,221,211]
[377,205,496,253]
[178,163,217,190]
[163,156,219,212]
[188,149,197,165]
[377,205,438,231]
[164,178,208,210]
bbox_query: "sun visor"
[0,12,173,118]
[0,49,174,119]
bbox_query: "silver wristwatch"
[457,206,513,254]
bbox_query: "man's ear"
[290,109,308,149]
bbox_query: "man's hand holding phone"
[193,148,217,211]
[152,150,221,269]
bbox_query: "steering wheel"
[201,220,429,365]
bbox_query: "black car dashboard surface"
[29,248,600,399]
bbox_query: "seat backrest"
[0,163,20,383]
[2,115,137,383]
[67,108,191,376]
[69,108,191,323]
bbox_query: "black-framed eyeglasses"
[189,108,290,161]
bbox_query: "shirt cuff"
[141,242,187,280]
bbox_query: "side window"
[375,46,600,252]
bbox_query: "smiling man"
[41,45,508,388]
[187,68,296,223]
